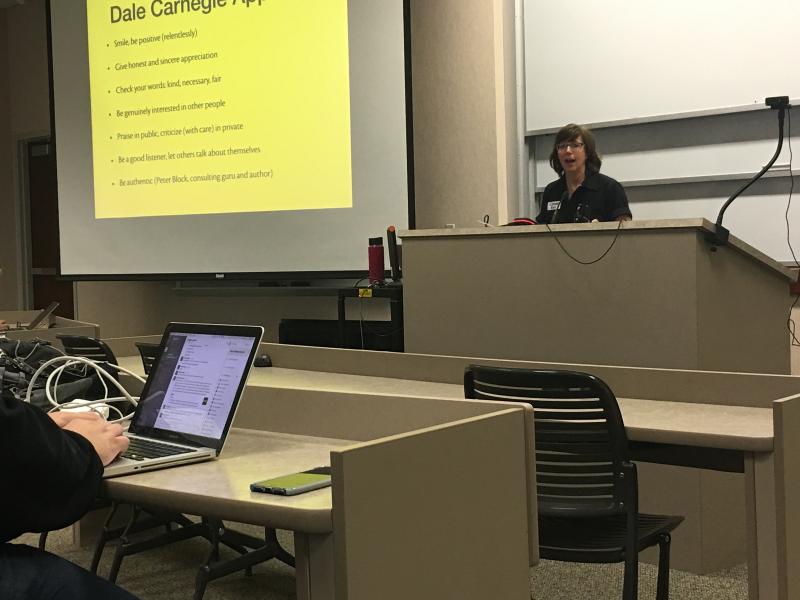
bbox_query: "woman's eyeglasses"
[556,142,585,152]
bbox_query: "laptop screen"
[129,323,263,449]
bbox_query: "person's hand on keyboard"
[49,410,100,428]
[63,412,130,465]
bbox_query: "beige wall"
[410,0,517,229]
[74,280,392,340]
[496,0,519,223]
[0,7,18,309]
[0,0,50,310]
[6,1,48,136]
[410,0,498,229]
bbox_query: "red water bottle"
[368,237,384,284]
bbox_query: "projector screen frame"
[45,0,415,282]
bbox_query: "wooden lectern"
[400,219,794,374]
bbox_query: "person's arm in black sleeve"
[0,396,103,542]
[606,178,632,221]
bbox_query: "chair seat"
[539,513,684,564]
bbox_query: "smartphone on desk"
[250,466,332,496]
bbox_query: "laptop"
[104,322,264,478]
[26,302,60,330]
[2,301,60,332]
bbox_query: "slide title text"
[111,0,264,23]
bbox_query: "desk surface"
[104,429,353,533]
[118,356,775,452]
[119,356,462,399]
[617,397,772,452]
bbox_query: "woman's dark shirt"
[536,172,631,224]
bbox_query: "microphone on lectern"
[575,202,591,223]
[708,95,790,247]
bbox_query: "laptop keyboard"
[122,437,194,461]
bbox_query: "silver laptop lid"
[128,322,264,451]
[26,302,60,330]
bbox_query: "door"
[24,137,75,318]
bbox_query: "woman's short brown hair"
[548,123,602,176]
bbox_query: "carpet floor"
[13,525,748,599]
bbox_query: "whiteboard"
[524,0,800,134]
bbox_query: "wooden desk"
[111,339,800,599]
[103,360,537,600]
[105,429,346,599]
[0,310,99,343]
[232,345,800,600]
[105,430,345,533]
[119,355,776,448]
[618,397,773,451]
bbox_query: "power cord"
[13,338,54,362]
[544,197,625,265]
[351,277,370,350]
[23,355,146,423]
[785,107,800,347]
[0,340,62,376]
[353,278,405,349]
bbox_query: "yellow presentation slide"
[87,0,352,219]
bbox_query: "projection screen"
[49,0,412,277]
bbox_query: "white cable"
[24,355,146,423]
[48,399,125,421]
[44,361,118,407]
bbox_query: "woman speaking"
[536,123,632,224]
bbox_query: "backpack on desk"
[0,338,93,410]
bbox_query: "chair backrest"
[464,365,631,518]
[134,342,161,375]
[57,335,119,378]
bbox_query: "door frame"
[17,133,57,309]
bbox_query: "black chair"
[464,366,683,600]
[57,334,118,367]
[134,342,161,375]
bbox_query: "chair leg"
[622,552,638,600]
[107,505,143,582]
[656,533,672,600]
[194,568,210,600]
[90,502,122,573]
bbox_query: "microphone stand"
[707,95,790,247]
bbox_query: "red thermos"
[368,237,384,284]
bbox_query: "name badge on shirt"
[547,200,561,212]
